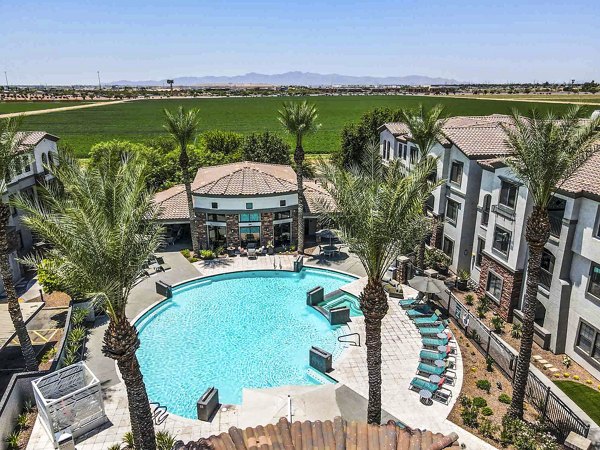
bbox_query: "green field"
[19,96,590,157]
[0,101,91,114]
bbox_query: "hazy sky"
[2,0,599,85]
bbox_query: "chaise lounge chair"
[398,298,419,309]
[414,314,442,327]
[247,243,257,259]
[416,363,455,384]
[406,305,433,318]
[419,322,448,336]
[421,336,449,348]
[409,377,452,404]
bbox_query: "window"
[576,322,600,363]
[240,226,260,245]
[274,210,291,220]
[9,195,17,217]
[386,141,391,160]
[588,263,600,299]
[280,200,286,207]
[207,213,226,222]
[274,222,291,246]
[41,153,48,174]
[211,202,218,209]
[403,144,407,160]
[499,180,518,209]
[15,157,22,175]
[475,238,485,268]
[246,202,253,210]
[492,226,511,256]
[540,249,555,290]
[449,161,463,186]
[16,231,24,250]
[409,146,418,164]
[442,236,454,259]
[446,199,459,225]
[481,194,491,226]
[240,213,260,222]
[23,155,31,173]
[486,272,503,301]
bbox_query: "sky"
[2,0,599,85]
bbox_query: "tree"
[399,104,447,270]
[17,149,163,449]
[242,131,291,165]
[202,130,243,156]
[0,117,37,371]
[163,107,201,254]
[503,107,600,419]
[317,143,439,423]
[278,102,321,253]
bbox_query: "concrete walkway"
[26,251,493,449]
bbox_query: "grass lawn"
[0,101,91,114]
[554,380,600,425]
[19,95,592,158]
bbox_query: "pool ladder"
[150,402,169,425]
[338,332,361,347]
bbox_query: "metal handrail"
[150,402,169,426]
[338,332,361,347]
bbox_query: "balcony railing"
[539,268,552,291]
[549,215,563,238]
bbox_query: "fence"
[433,289,591,440]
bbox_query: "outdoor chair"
[414,314,441,326]
[420,349,456,365]
[156,256,171,272]
[247,243,257,259]
[409,377,452,404]
[406,305,433,318]
[421,336,449,348]
[398,298,419,309]
[419,322,448,336]
[416,363,456,384]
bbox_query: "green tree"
[503,107,600,419]
[317,143,438,423]
[163,107,201,254]
[202,130,243,155]
[0,117,37,371]
[17,149,163,449]
[399,104,447,270]
[242,131,291,165]
[278,102,321,253]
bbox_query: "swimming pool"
[135,267,358,418]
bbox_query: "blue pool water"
[136,268,357,418]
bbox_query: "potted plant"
[456,270,470,291]
[267,240,275,255]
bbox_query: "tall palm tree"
[278,101,321,253]
[503,106,600,419]
[318,143,439,423]
[163,107,201,254]
[17,149,163,450]
[400,104,447,271]
[0,118,38,371]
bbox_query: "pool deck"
[26,251,494,450]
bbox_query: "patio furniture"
[406,305,433,318]
[227,246,236,257]
[156,256,171,272]
[247,243,257,259]
[417,362,445,377]
[420,349,448,362]
[434,360,446,368]
[398,298,418,309]
[419,322,448,336]
[414,314,441,326]
[421,336,449,348]
[409,376,452,404]
[238,247,248,257]
[419,389,433,405]
[429,374,442,384]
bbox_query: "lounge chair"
[156,256,171,272]
[247,243,257,259]
[419,322,448,336]
[417,362,445,377]
[398,298,418,309]
[406,305,433,318]
[409,377,452,404]
[421,336,448,348]
[414,314,441,326]
[420,349,448,361]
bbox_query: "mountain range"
[108,71,460,87]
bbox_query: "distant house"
[2,131,59,293]
[154,161,330,249]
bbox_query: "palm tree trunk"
[294,142,305,253]
[418,240,426,272]
[360,278,389,424]
[508,206,550,419]
[0,203,37,371]
[103,318,156,450]
[180,146,199,255]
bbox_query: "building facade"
[380,115,600,379]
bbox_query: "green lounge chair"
[419,322,447,336]
[409,377,452,404]
[398,298,418,309]
[420,349,448,361]
[406,305,432,318]
[414,314,440,326]
[421,336,448,348]
[417,362,445,376]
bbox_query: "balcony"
[491,204,516,220]
[539,268,552,291]
[548,214,563,238]
[548,196,566,239]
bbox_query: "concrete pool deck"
[26,251,494,450]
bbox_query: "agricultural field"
[0,101,91,114]
[470,94,600,105]
[20,95,593,157]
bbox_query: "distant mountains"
[108,71,460,87]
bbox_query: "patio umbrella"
[408,275,447,294]
[316,229,336,246]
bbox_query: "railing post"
[486,330,492,357]
[542,385,551,422]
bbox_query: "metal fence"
[433,289,591,440]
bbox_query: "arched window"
[41,153,48,174]
[481,194,491,226]
[48,152,54,166]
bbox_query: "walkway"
[26,251,492,449]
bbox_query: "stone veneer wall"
[195,211,208,250]
[226,214,240,247]
[477,253,524,321]
[261,212,274,246]
[429,215,444,249]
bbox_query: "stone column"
[261,212,274,247]
[195,211,208,250]
[476,253,523,321]
[226,214,240,248]
[395,256,410,284]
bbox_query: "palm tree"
[400,104,447,271]
[278,101,321,253]
[17,149,163,450]
[163,107,201,254]
[503,106,600,419]
[318,143,439,423]
[0,117,38,371]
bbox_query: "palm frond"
[278,101,321,145]
[400,104,447,159]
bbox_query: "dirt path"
[0,99,134,118]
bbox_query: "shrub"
[511,322,522,338]
[71,307,89,326]
[481,406,493,416]
[41,347,57,364]
[5,431,20,450]
[573,375,580,380]
[122,432,135,449]
[17,413,28,429]
[189,257,199,263]
[478,418,498,439]
[472,397,487,408]
[200,249,215,260]
[476,379,491,393]
[498,393,511,404]
[36,258,67,294]
[490,316,504,333]
[202,130,243,155]
[180,249,191,259]
[476,296,490,318]
[108,445,121,450]
[464,293,475,305]
[156,431,177,450]
[470,329,481,344]
[562,355,571,368]
[486,356,495,372]
[500,415,558,450]
[459,396,479,428]
[242,131,291,165]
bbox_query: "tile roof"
[14,131,59,153]
[192,162,298,196]
[154,185,190,221]
[303,180,333,215]
[173,417,461,450]
[559,150,600,198]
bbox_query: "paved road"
[0,99,133,118]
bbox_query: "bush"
[242,131,291,165]
[498,393,511,404]
[5,430,20,450]
[477,296,490,318]
[511,322,522,338]
[464,293,475,305]
[478,418,498,439]
[202,130,243,155]
[156,431,177,450]
[500,415,558,450]
[459,396,479,428]
[200,249,215,260]
[472,397,487,408]
[476,379,492,393]
[71,307,89,326]
[486,356,495,372]
[491,316,504,333]
[481,406,493,416]
[180,249,191,259]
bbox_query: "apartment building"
[2,131,59,293]
[380,115,600,379]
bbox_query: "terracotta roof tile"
[560,150,600,198]
[303,180,333,215]
[13,131,58,153]
[154,185,189,221]
[173,417,460,450]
